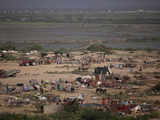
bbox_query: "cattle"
[96,88,107,94]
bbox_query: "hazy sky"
[0,0,160,10]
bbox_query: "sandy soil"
[0,50,160,114]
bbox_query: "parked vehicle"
[19,59,39,66]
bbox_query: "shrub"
[0,42,17,51]
[144,48,153,53]
[55,48,68,55]
[125,48,136,51]
[0,113,49,120]
[63,103,80,113]
[136,114,152,120]
[0,53,17,61]
[152,82,160,92]
[80,109,114,120]
[150,111,160,118]
[41,52,48,57]
[0,107,158,120]
[87,44,112,54]
[27,44,44,51]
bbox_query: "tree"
[0,41,16,50]
[87,44,112,54]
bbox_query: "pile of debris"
[0,69,20,78]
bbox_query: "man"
[71,85,75,92]
[40,86,44,94]
[40,104,44,113]
[6,84,9,94]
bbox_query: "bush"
[55,48,68,55]
[150,111,160,118]
[136,114,152,120]
[41,52,48,57]
[152,82,160,92]
[0,53,17,61]
[144,48,153,53]
[51,105,136,120]
[80,109,115,120]
[0,111,153,120]
[63,103,80,113]
[125,48,136,51]
[0,113,49,120]
[0,42,17,51]
[27,44,44,51]
[87,44,112,54]
[0,107,158,120]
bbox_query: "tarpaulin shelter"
[94,66,111,81]
[95,66,110,75]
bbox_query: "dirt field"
[0,50,160,114]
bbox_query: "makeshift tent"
[94,66,110,75]
[94,66,111,81]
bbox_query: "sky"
[0,0,160,10]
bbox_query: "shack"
[94,66,111,81]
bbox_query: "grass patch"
[0,103,159,120]
[150,111,160,118]
[0,108,158,120]
[0,113,49,120]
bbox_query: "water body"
[0,23,160,49]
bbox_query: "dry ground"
[0,50,160,114]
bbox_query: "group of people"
[101,95,135,114]
[56,79,75,92]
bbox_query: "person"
[78,93,84,101]
[56,98,62,105]
[57,83,60,90]
[40,86,44,94]
[58,78,62,83]
[139,66,143,71]
[130,68,133,73]
[41,80,44,85]
[102,98,106,106]
[66,53,70,58]
[87,82,90,87]
[40,104,44,113]
[52,96,57,103]
[63,98,67,104]
[65,80,68,84]
[71,85,75,92]
[118,98,121,104]
[97,81,102,87]
[107,96,111,104]
[6,84,9,94]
